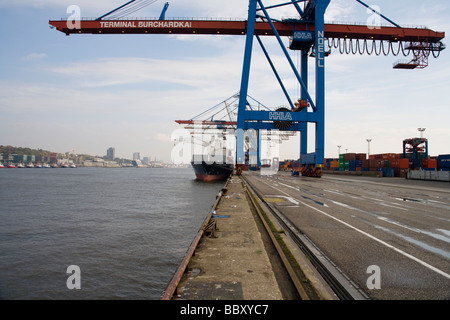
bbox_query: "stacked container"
[324,158,339,171]
[422,159,437,170]
[284,153,449,176]
[437,154,450,171]
[339,153,366,171]
[390,158,409,178]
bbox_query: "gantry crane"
[49,0,445,177]
[403,138,428,161]
[174,93,288,169]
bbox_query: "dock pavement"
[173,175,283,300]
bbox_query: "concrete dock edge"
[162,174,284,300]
[162,173,339,300]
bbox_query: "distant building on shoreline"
[106,147,115,160]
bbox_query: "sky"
[0,0,449,162]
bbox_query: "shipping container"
[422,159,437,169]
[383,153,399,160]
[341,153,366,161]
[411,159,422,168]
[390,159,409,168]
[343,153,356,161]
[349,160,362,171]
[394,168,408,178]
[356,153,367,160]
[366,159,384,168]
[370,153,401,161]
[300,153,316,165]
[437,154,450,169]
[352,160,363,166]
[381,168,394,177]
[292,160,301,168]
[328,160,340,170]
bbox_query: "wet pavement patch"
[181,281,244,300]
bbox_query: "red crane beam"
[49,19,445,43]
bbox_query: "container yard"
[281,153,449,180]
[279,135,449,181]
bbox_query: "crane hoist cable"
[108,0,159,19]
[97,0,159,20]
[326,37,444,59]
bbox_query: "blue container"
[438,154,450,169]
[381,168,394,177]
[301,153,316,165]
[412,159,422,168]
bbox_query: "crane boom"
[49,19,444,43]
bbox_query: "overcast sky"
[0,0,449,161]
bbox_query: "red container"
[422,159,437,168]
[368,159,384,168]
[390,159,400,168]
[356,153,367,161]
[394,168,408,178]
[380,153,399,160]
[390,159,408,168]
[343,153,356,161]
[362,159,368,168]
[399,159,409,168]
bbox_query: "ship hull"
[191,161,233,182]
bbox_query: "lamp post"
[337,145,341,157]
[366,139,372,157]
[418,128,425,139]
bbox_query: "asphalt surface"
[175,176,284,300]
[243,170,450,300]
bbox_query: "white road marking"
[257,178,450,280]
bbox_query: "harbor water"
[0,167,224,299]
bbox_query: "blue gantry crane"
[50,0,445,177]
[235,0,330,177]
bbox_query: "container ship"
[175,94,241,182]
[191,154,233,182]
[191,160,233,182]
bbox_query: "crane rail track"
[241,174,369,300]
